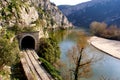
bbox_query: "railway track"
[20,49,53,80]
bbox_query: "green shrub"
[0,33,19,70]
[38,37,60,64]
[39,57,62,80]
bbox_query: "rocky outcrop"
[20,6,39,26]
[0,0,40,27]
[0,0,73,33]
[29,0,73,29]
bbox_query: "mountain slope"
[0,0,73,34]
[58,0,120,28]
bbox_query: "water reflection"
[55,29,120,80]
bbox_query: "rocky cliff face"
[29,0,73,29]
[0,0,73,34]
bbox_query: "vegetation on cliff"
[0,30,20,79]
[38,37,60,64]
[0,29,19,69]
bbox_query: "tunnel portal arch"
[20,34,37,50]
[18,32,40,51]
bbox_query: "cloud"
[50,0,91,5]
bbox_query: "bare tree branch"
[79,60,91,67]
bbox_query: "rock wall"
[0,0,73,36]
[29,0,73,29]
[20,6,39,26]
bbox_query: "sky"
[50,0,91,5]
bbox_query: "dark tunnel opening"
[21,36,35,49]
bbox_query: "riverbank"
[89,36,120,59]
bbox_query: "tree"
[0,34,19,70]
[90,21,120,40]
[105,25,118,39]
[67,33,93,80]
[90,21,107,36]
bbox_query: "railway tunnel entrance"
[21,36,35,49]
[18,32,40,50]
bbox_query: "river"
[53,29,120,80]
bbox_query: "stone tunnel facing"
[21,36,35,49]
